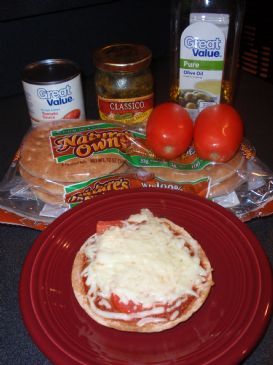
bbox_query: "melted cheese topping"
[82,209,209,315]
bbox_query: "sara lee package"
[0,119,273,230]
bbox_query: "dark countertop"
[0,60,273,364]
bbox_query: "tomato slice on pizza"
[96,220,123,234]
[110,293,144,314]
[71,209,213,332]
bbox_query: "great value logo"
[184,36,222,58]
[37,85,73,106]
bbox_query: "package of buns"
[0,119,273,229]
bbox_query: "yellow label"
[97,94,154,124]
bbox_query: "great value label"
[22,74,85,125]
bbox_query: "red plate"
[19,189,273,365]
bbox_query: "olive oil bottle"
[170,0,245,120]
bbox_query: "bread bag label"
[49,122,210,171]
[64,174,209,208]
[49,123,131,162]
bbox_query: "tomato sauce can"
[22,59,86,125]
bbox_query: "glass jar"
[93,43,154,125]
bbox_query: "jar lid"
[93,43,152,72]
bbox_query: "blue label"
[184,36,222,58]
[37,85,73,106]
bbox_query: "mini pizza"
[71,209,213,332]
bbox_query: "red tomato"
[96,220,123,234]
[193,104,244,162]
[146,102,193,160]
[111,293,143,314]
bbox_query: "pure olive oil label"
[179,14,229,120]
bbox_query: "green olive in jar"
[93,44,154,125]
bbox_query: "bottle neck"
[188,0,245,15]
[190,0,231,13]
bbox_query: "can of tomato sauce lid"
[22,58,86,125]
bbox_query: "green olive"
[185,102,197,109]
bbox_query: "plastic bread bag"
[0,119,273,230]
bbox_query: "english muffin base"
[19,119,125,183]
[143,150,246,197]
[71,218,213,332]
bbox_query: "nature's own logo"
[66,176,130,205]
[50,126,132,162]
